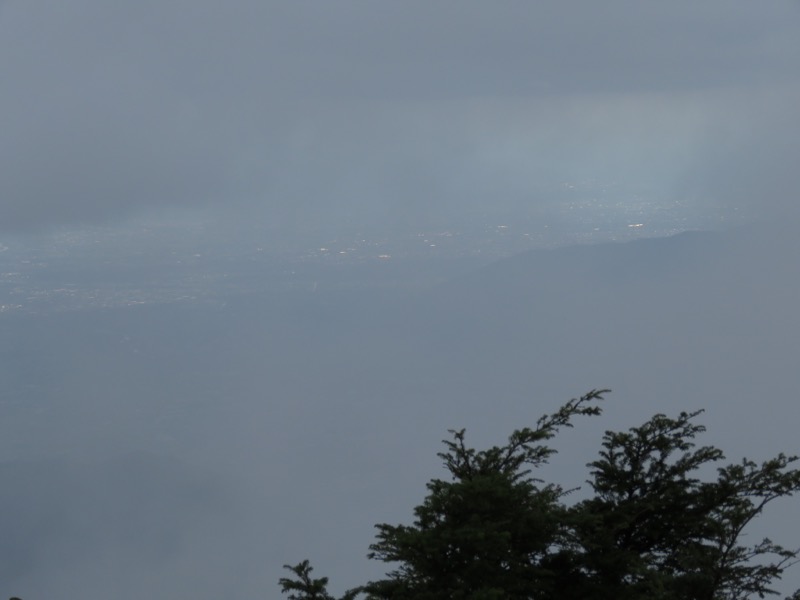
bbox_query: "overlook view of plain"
[2,2,800,598]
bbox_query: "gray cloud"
[3,4,800,598]
[1,1,799,232]
[3,224,800,598]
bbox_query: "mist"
[2,2,800,599]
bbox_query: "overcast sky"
[1,1,799,234]
[3,4,800,598]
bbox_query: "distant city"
[0,185,745,315]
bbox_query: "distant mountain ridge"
[441,229,726,294]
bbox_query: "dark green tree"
[281,391,800,600]
[279,560,362,600]
[555,410,800,600]
[363,389,605,600]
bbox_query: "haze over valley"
[2,213,799,598]
[1,2,799,598]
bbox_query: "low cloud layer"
[1,1,798,232]
[3,5,800,598]
[2,226,800,598]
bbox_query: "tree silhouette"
[281,391,800,600]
